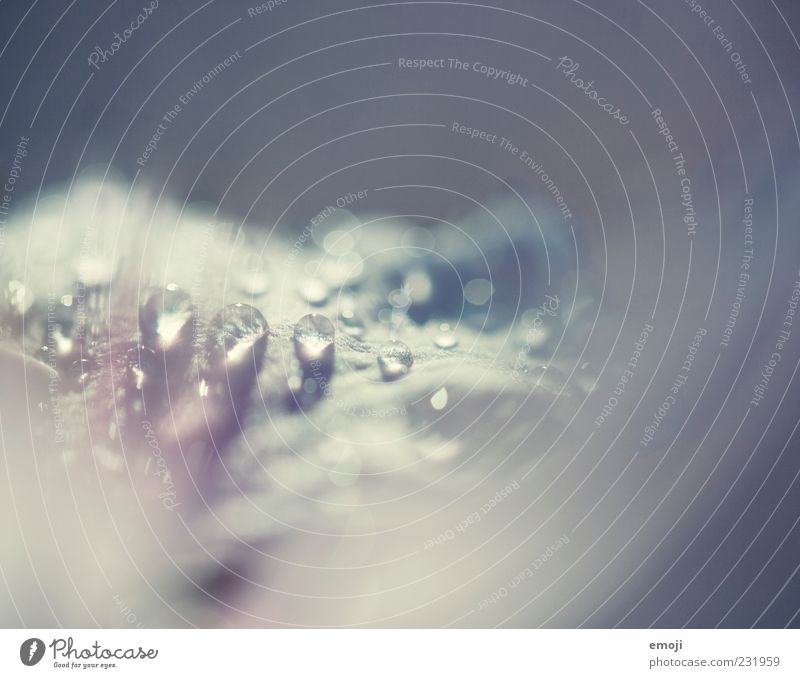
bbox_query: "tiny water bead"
[293,313,335,363]
[323,230,355,256]
[318,253,364,288]
[298,278,329,306]
[529,364,566,391]
[433,323,458,349]
[401,226,436,256]
[139,284,195,353]
[231,252,271,297]
[68,357,93,390]
[206,303,269,373]
[234,269,271,297]
[338,308,366,339]
[377,340,414,381]
[35,326,79,370]
[430,387,448,410]
[463,278,494,306]
[125,345,160,391]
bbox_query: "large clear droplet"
[377,340,413,381]
[206,303,269,373]
[293,313,335,363]
[139,285,195,353]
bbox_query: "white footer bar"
[1,629,797,677]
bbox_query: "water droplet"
[206,303,269,373]
[293,313,335,363]
[126,345,159,391]
[231,253,270,297]
[464,278,494,305]
[298,278,329,306]
[323,230,355,256]
[68,358,93,389]
[404,270,433,306]
[139,285,195,353]
[377,340,413,381]
[530,365,565,391]
[388,287,412,309]
[431,387,448,410]
[311,207,360,248]
[79,284,112,342]
[319,253,363,288]
[339,308,366,339]
[235,270,270,297]
[576,362,597,393]
[434,331,458,349]
[520,324,550,353]
[4,280,34,315]
[401,226,436,256]
[36,325,79,370]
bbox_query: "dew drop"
[401,226,436,256]
[298,278,329,306]
[206,303,269,374]
[377,340,414,381]
[139,285,195,353]
[464,278,494,306]
[530,364,565,391]
[68,358,93,389]
[339,308,366,339]
[319,253,363,288]
[404,270,433,306]
[431,387,448,410]
[235,270,270,297]
[232,254,270,297]
[293,313,335,363]
[434,331,458,349]
[323,230,355,256]
[36,326,78,370]
[125,345,159,391]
